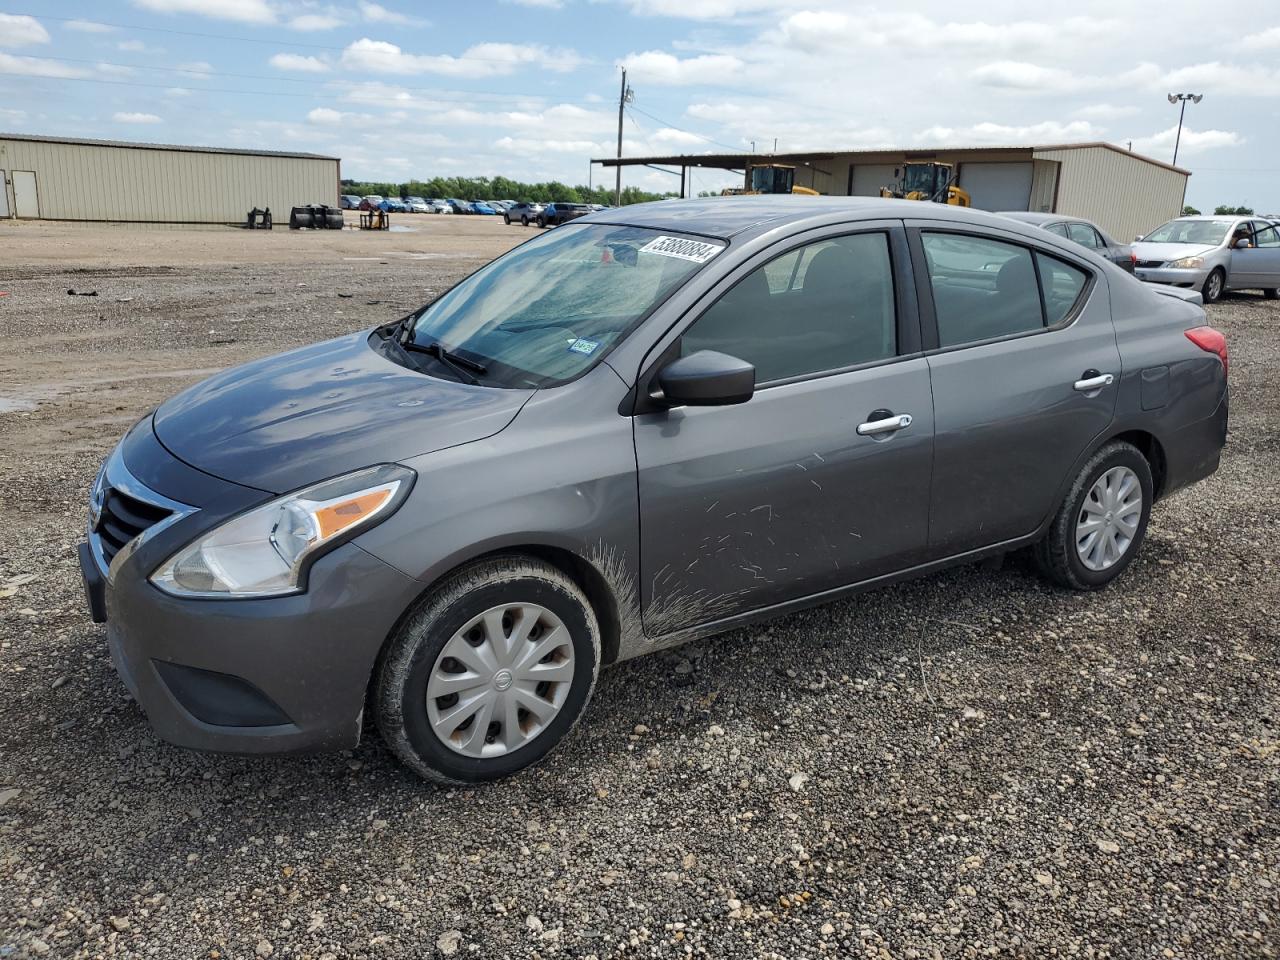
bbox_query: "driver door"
[1232,222,1280,288]
[632,225,934,637]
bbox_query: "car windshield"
[405,224,724,388]
[1142,219,1232,245]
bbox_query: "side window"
[1036,253,1088,325]
[1254,225,1280,247]
[1045,222,1069,238]
[681,233,897,383]
[921,233,1044,347]
[1067,222,1101,249]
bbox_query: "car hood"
[1132,241,1219,262]
[153,331,533,493]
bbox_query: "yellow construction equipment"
[723,163,820,196]
[879,162,971,206]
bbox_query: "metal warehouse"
[0,134,339,224]
[599,142,1189,242]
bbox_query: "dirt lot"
[1,216,1278,959]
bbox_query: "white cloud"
[270,52,330,72]
[971,61,1087,93]
[0,14,51,48]
[117,40,148,52]
[64,19,116,33]
[1073,103,1141,121]
[0,107,27,123]
[0,53,90,78]
[1240,26,1280,50]
[1130,125,1243,157]
[131,0,276,24]
[289,13,345,30]
[97,63,137,77]
[619,50,744,85]
[914,120,1104,146]
[165,87,191,97]
[358,2,425,26]
[1158,60,1280,95]
[307,107,344,123]
[340,39,581,77]
[177,61,215,77]
[774,11,1113,55]
[508,0,563,6]
[114,111,163,124]
[621,0,786,19]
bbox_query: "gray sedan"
[1132,215,1280,302]
[79,198,1228,783]
[998,211,1135,272]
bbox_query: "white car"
[427,200,452,214]
[1132,216,1280,302]
[404,197,430,214]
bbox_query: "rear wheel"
[503,215,511,225]
[1263,288,1279,300]
[1034,441,1153,591]
[521,216,529,226]
[1202,267,1225,304]
[536,216,547,229]
[375,556,600,784]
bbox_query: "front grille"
[97,487,172,566]
[1137,259,1165,269]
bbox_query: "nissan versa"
[80,198,1229,783]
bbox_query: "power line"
[625,103,741,152]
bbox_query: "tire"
[536,217,547,229]
[1263,288,1279,300]
[1034,441,1153,591]
[521,216,529,227]
[375,555,600,784]
[503,215,511,225]
[1201,267,1225,304]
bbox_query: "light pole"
[615,68,633,206]
[1167,93,1202,167]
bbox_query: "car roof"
[996,210,1096,227]
[581,195,1053,241]
[1173,215,1241,223]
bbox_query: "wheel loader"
[722,163,820,196]
[879,161,971,206]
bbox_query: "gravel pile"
[1,226,1277,958]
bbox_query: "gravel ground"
[1,219,1278,959]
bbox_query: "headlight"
[150,464,414,598]
[1169,256,1204,269]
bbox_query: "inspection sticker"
[568,338,600,355]
[639,235,723,264]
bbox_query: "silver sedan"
[1132,216,1280,302]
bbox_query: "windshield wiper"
[399,334,487,385]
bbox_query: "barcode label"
[639,235,723,263]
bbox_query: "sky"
[0,1,1277,211]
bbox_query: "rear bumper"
[1162,386,1229,499]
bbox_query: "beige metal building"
[598,142,1189,242]
[0,134,339,224]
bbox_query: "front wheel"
[503,215,510,225]
[375,556,600,784]
[536,217,547,228]
[1034,441,1153,591]
[521,216,529,226]
[1263,288,1279,300]
[1202,267,1225,304]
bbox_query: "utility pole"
[615,68,632,206]
[1167,93,1202,167]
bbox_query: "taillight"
[1186,325,1228,376]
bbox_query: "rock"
[1034,872,1054,886]
[820,923,835,937]
[0,788,20,808]
[109,916,130,931]
[1096,839,1121,854]
[255,940,273,957]
[788,772,810,793]
[436,930,462,956]
[29,940,50,955]
[526,915,544,934]
[674,659,693,676]
[708,724,726,737]
[633,724,649,735]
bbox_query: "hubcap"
[1075,466,1143,572]
[426,603,574,758]
[1208,273,1222,299]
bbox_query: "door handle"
[1073,372,1114,392]
[856,413,913,436]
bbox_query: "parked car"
[537,202,591,227]
[1131,215,1280,302]
[379,197,408,213]
[446,198,471,215]
[428,200,452,215]
[404,197,430,214]
[340,194,363,210]
[358,195,383,211]
[504,201,544,225]
[470,201,498,216]
[79,198,1228,784]
[998,211,1135,272]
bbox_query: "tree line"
[339,175,673,206]
[1183,205,1262,216]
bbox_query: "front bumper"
[80,419,423,755]
[1134,265,1208,289]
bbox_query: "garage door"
[957,162,1033,211]
[849,164,899,197]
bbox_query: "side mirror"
[1234,238,1250,249]
[657,350,755,407]
[1134,235,1144,242]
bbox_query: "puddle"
[0,398,37,414]
[388,224,418,233]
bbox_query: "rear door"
[909,222,1121,556]
[1231,222,1280,288]
[632,223,934,634]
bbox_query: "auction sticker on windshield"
[639,236,723,264]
